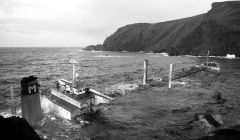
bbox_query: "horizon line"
[0,46,86,48]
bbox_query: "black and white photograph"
[0,0,240,139]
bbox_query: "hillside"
[84,1,240,56]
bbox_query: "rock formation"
[85,1,240,56]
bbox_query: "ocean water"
[0,47,196,100]
[0,47,240,139]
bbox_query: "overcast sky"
[0,0,232,47]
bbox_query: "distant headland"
[83,1,240,57]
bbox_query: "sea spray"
[105,83,139,96]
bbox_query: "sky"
[0,0,232,47]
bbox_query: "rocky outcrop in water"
[83,44,103,51]
[85,1,240,56]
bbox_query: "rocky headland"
[84,1,240,56]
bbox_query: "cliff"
[85,1,240,56]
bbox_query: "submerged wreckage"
[41,79,113,120]
[41,60,113,120]
[11,56,221,123]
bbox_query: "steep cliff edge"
[85,1,240,56]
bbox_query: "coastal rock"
[85,1,240,57]
[83,44,103,51]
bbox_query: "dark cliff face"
[99,1,240,56]
[175,1,240,56]
[103,15,204,53]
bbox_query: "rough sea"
[0,47,240,139]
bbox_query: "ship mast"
[206,50,210,67]
[72,63,75,89]
[69,59,78,93]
